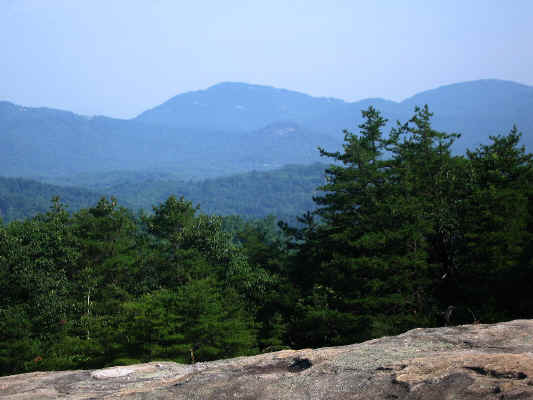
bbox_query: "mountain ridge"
[3,78,531,122]
[1,79,532,180]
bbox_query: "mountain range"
[1,79,532,181]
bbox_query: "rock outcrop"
[2,319,533,399]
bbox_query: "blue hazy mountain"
[401,79,533,151]
[1,79,532,180]
[135,81,402,135]
[0,102,185,176]
[136,79,533,151]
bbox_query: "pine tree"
[288,106,464,345]
[456,127,533,321]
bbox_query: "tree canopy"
[1,106,531,376]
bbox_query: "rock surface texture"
[2,320,533,399]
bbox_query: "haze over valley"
[0,78,531,221]
[1,76,532,224]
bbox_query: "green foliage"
[95,163,326,225]
[453,127,533,321]
[0,177,103,222]
[1,163,325,226]
[117,283,257,363]
[0,195,271,375]
[1,106,531,377]
[284,106,533,347]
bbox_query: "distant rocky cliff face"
[2,320,533,399]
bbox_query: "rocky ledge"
[2,320,533,399]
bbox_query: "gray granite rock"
[2,319,533,399]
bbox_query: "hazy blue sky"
[1,0,532,118]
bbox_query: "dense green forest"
[87,163,325,223]
[0,177,105,222]
[1,106,531,377]
[2,164,326,224]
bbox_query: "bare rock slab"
[2,319,533,399]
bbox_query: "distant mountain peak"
[436,78,531,89]
[402,79,533,104]
[134,81,345,131]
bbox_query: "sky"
[1,0,532,119]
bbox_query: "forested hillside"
[2,107,531,377]
[81,163,325,222]
[0,177,104,222]
[1,164,326,223]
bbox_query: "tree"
[0,198,80,374]
[116,281,257,364]
[144,196,274,300]
[285,107,391,345]
[455,127,533,321]
[286,106,464,346]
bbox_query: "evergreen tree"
[287,106,464,345]
[116,281,257,364]
[455,127,533,321]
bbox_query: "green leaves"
[116,282,257,363]
[1,107,531,376]
[287,105,533,346]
